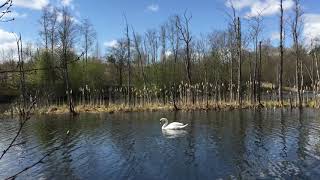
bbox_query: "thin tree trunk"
[254,41,258,103]
[237,17,242,105]
[258,41,262,106]
[125,17,131,106]
[230,55,233,102]
[279,0,284,105]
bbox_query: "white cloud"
[60,0,75,10]
[57,11,80,24]
[104,40,118,48]
[226,0,294,17]
[147,4,159,12]
[0,29,16,44]
[246,0,293,17]
[0,41,16,53]
[0,29,17,55]
[61,0,73,6]
[270,31,280,41]
[5,11,28,19]
[225,0,255,10]
[303,14,320,44]
[1,0,49,10]
[0,30,35,61]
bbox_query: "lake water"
[1,109,320,179]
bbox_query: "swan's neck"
[162,119,168,129]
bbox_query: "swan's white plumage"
[169,122,184,126]
[160,118,188,130]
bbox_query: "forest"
[0,0,320,114]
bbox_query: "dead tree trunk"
[279,0,284,105]
[258,41,262,106]
[237,17,242,105]
[17,34,26,116]
[254,40,258,103]
[124,16,131,106]
[292,0,302,109]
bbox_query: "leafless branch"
[0,100,36,160]
[0,0,14,22]
[5,146,60,180]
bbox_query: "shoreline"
[3,100,318,116]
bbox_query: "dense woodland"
[1,0,320,113]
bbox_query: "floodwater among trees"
[1,109,320,179]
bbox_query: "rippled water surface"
[1,109,320,179]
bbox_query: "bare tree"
[58,7,77,115]
[80,18,96,104]
[132,28,147,86]
[248,13,263,103]
[159,25,167,86]
[237,17,242,105]
[81,19,96,64]
[197,34,210,107]
[225,2,238,102]
[291,0,303,108]
[145,29,159,64]
[39,6,51,50]
[166,16,180,65]
[38,5,58,101]
[227,25,235,102]
[145,29,159,83]
[166,16,180,110]
[124,15,131,106]
[279,0,284,105]
[258,41,262,105]
[176,11,193,84]
[49,6,58,56]
[108,39,126,86]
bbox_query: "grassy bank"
[4,99,315,115]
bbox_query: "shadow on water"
[1,109,320,179]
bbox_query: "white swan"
[160,118,188,130]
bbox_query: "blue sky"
[0,0,320,55]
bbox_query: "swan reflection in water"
[162,129,188,139]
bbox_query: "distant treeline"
[0,1,320,109]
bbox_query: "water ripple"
[0,109,320,179]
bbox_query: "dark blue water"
[1,109,320,179]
